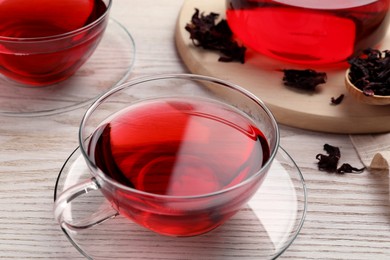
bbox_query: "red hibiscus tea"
[226,0,390,65]
[88,97,271,236]
[0,0,110,86]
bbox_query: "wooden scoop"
[345,69,390,106]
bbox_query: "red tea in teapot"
[226,0,390,65]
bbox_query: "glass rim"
[0,0,112,42]
[79,73,281,200]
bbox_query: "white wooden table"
[0,0,389,259]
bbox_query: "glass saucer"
[54,147,307,260]
[0,18,135,117]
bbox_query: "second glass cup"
[54,74,280,237]
[0,0,111,86]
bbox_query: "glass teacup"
[54,74,280,237]
[0,0,111,86]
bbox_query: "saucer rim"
[53,146,307,260]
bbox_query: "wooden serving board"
[175,0,390,134]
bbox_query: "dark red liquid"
[88,97,270,236]
[90,97,270,196]
[0,0,108,86]
[226,0,390,65]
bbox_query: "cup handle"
[54,178,118,231]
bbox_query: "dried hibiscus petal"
[331,94,344,105]
[282,69,327,91]
[316,144,365,174]
[336,163,365,174]
[185,9,246,63]
[348,48,390,96]
[316,144,340,172]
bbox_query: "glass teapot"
[226,0,390,65]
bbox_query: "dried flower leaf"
[282,69,327,91]
[316,144,364,174]
[185,9,246,63]
[348,48,390,96]
[336,163,365,174]
[316,144,340,172]
[331,94,345,105]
